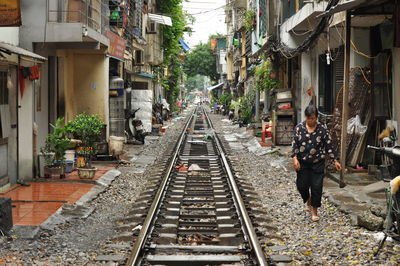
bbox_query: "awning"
[133,73,155,79]
[0,42,46,62]
[206,82,224,91]
[148,13,172,26]
[179,38,190,52]
[317,0,384,18]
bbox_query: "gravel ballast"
[208,112,400,265]
[1,108,399,265]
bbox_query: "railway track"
[126,106,269,266]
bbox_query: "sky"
[182,0,227,48]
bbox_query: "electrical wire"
[267,0,340,58]
[188,4,226,16]
[353,65,371,85]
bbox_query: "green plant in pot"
[42,118,70,178]
[66,113,105,179]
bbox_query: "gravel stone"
[208,112,400,265]
[1,109,399,265]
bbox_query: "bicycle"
[367,145,400,256]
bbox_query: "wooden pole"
[339,11,351,188]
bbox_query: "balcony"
[233,8,246,31]
[281,1,328,33]
[229,0,247,9]
[46,0,110,45]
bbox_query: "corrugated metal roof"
[0,42,46,61]
[148,13,172,26]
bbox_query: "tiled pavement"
[0,183,94,226]
[0,164,115,226]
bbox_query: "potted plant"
[41,118,71,178]
[66,113,105,179]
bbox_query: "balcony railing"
[47,0,110,34]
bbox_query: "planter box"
[77,168,97,179]
[44,166,65,178]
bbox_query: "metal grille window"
[259,0,267,38]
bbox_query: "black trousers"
[296,160,325,208]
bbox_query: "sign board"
[0,0,21,26]
[104,30,127,61]
[124,58,133,72]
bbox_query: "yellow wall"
[58,49,109,124]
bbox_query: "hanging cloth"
[29,65,40,80]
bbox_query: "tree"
[183,43,218,82]
[158,0,190,107]
[185,75,205,91]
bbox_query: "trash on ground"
[188,164,204,171]
[176,164,188,172]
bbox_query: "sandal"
[311,215,320,222]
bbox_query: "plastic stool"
[261,125,272,143]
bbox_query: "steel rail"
[204,108,268,266]
[126,107,196,266]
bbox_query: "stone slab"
[95,255,126,262]
[270,255,293,263]
[12,225,40,239]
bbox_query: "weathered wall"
[58,50,109,125]
[19,0,46,50]
[350,28,370,68]
[18,61,35,181]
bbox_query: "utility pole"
[339,11,351,188]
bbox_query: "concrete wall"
[72,52,108,121]
[57,50,109,132]
[19,0,47,50]
[350,28,370,68]
[6,66,18,186]
[18,61,35,181]
[0,27,19,45]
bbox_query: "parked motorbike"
[125,108,146,144]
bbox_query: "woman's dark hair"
[305,105,318,118]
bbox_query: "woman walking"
[291,105,342,222]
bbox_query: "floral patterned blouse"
[291,121,337,163]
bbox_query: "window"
[0,71,8,105]
[134,50,144,65]
[0,71,9,139]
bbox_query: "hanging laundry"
[22,67,31,78]
[29,65,40,80]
